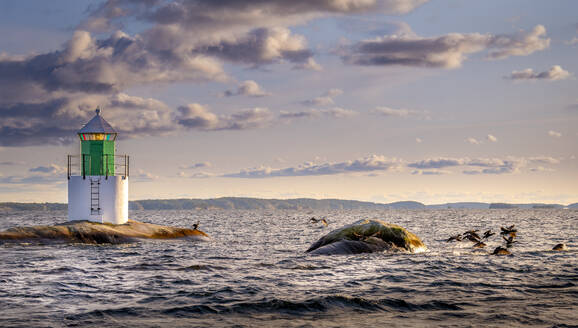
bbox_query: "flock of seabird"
[447,224,568,255]
[191,218,569,255]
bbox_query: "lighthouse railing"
[67,154,129,178]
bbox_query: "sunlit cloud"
[300,89,343,107]
[373,106,428,119]
[176,104,274,131]
[486,134,498,142]
[548,130,562,138]
[505,65,571,81]
[223,155,402,178]
[279,107,357,120]
[223,80,271,97]
[343,25,549,68]
[466,137,481,145]
[133,169,159,182]
[180,162,212,170]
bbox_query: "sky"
[0,0,577,204]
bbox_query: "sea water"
[0,209,576,327]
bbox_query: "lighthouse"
[67,108,129,224]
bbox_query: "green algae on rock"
[306,219,426,255]
[0,220,209,244]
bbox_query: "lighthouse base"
[68,175,129,224]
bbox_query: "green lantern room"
[77,108,118,176]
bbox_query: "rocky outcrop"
[306,219,426,255]
[0,220,209,244]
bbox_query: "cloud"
[408,158,463,169]
[300,89,343,106]
[528,156,560,165]
[279,107,357,120]
[408,157,528,175]
[85,0,429,34]
[415,137,422,143]
[194,27,319,69]
[204,154,562,179]
[566,37,578,46]
[486,134,498,142]
[0,175,65,185]
[466,137,481,145]
[343,25,549,68]
[0,1,431,147]
[81,1,429,71]
[133,169,159,181]
[176,104,273,131]
[0,30,226,103]
[1,163,67,184]
[529,166,555,172]
[373,106,428,119]
[29,164,66,174]
[223,154,401,178]
[506,65,571,81]
[178,171,216,179]
[0,92,177,146]
[0,161,25,166]
[548,130,562,138]
[411,169,450,175]
[180,162,212,169]
[223,80,270,97]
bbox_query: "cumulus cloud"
[0,92,177,146]
[223,80,270,97]
[300,89,343,106]
[1,1,432,147]
[548,130,562,138]
[279,107,357,120]
[373,106,428,119]
[81,0,427,71]
[408,158,463,169]
[506,65,571,81]
[195,27,319,69]
[223,154,401,178]
[0,30,226,103]
[176,104,273,131]
[194,154,562,179]
[133,169,159,181]
[466,137,481,145]
[529,166,555,172]
[527,156,560,165]
[29,164,66,174]
[486,134,498,142]
[343,25,550,68]
[178,171,216,179]
[85,0,429,34]
[180,162,212,169]
[408,157,528,175]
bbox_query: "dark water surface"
[1,209,576,327]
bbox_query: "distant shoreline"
[1,197,576,212]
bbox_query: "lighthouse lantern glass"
[79,133,117,141]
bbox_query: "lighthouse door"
[89,142,103,175]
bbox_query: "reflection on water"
[0,209,576,327]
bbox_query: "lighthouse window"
[79,133,117,141]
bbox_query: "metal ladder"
[90,178,101,215]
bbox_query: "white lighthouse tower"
[67,109,129,224]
